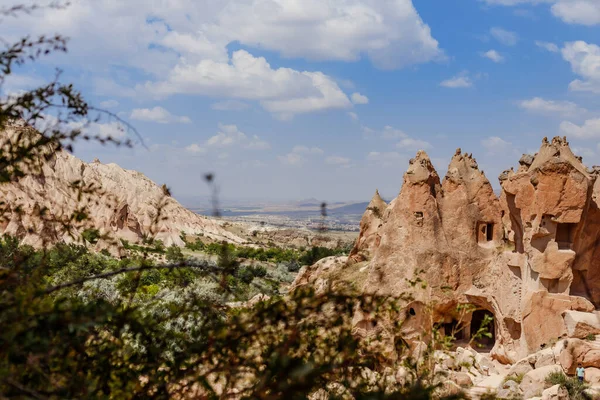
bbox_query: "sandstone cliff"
[334,137,600,363]
[0,123,243,250]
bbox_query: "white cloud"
[518,97,587,117]
[325,156,351,166]
[185,143,206,154]
[481,136,513,153]
[396,138,431,150]
[139,50,352,119]
[440,75,473,88]
[351,92,369,105]
[490,27,519,46]
[0,0,445,120]
[347,112,359,121]
[3,0,445,120]
[559,119,600,139]
[206,123,248,147]
[34,114,128,140]
[211,100,250,111]
[562,41,600,93]
[212,0,443,70]
[364,125,428,152]
[551,0,600,26]
[482,49,505,63]
[99,99,119,109]
[130,106,191,124]
[535,41,559,53]
[278,144,324,166]
[192,123,272,151]
[480,0,600,26]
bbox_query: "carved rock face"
[346,136,600,361]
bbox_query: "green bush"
[185,237,205,251]
[546,371,590,400]
[237,266,256,284]
[166,245,184,263]
[299,246,341,266]
[503,373,525,384]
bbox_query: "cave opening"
[470,310,495,348]
[556,223,576,250]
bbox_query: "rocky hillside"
[296,136,600,367]
[0,123,243,251]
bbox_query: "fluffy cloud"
[490,27,519,46]
[562,41,600,93]
[551,0,600,26]
[535,41,559,53]
[396,138,431,150]
[4,0,443,119]
[518,97,587,117]
[347,112,359,121]
[206,124,247,147]
[130,106,191,124]
[187,123,270,153]
[559,119,600,139]
[482,50,505,63]
[278,144,324,166]
[351,93,369,105]
[363,125,430,152]
[211,0,442,70]
[34,114,128,140]
[139,50,352,119]
[440,75,473,88]
[480,0,600,26]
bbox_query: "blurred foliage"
[0,3,482,399]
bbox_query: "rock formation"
[0,122,242,250]
[337,137,600,364]
[348,189,386,264]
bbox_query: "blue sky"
[2,0,600,204]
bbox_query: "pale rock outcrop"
[541,384,569,400]
[334,136,600,364]
[535,348,558,369]
[450,371,473,388]
[291,256,348,293]
[348,190,386,264]
[558,339,600,374]
[563,311,600,338]
[520,365,563,400]
[0,123,243,249]
[585,367,600,384]
[497,380,522,399]
[507,357,534,378]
